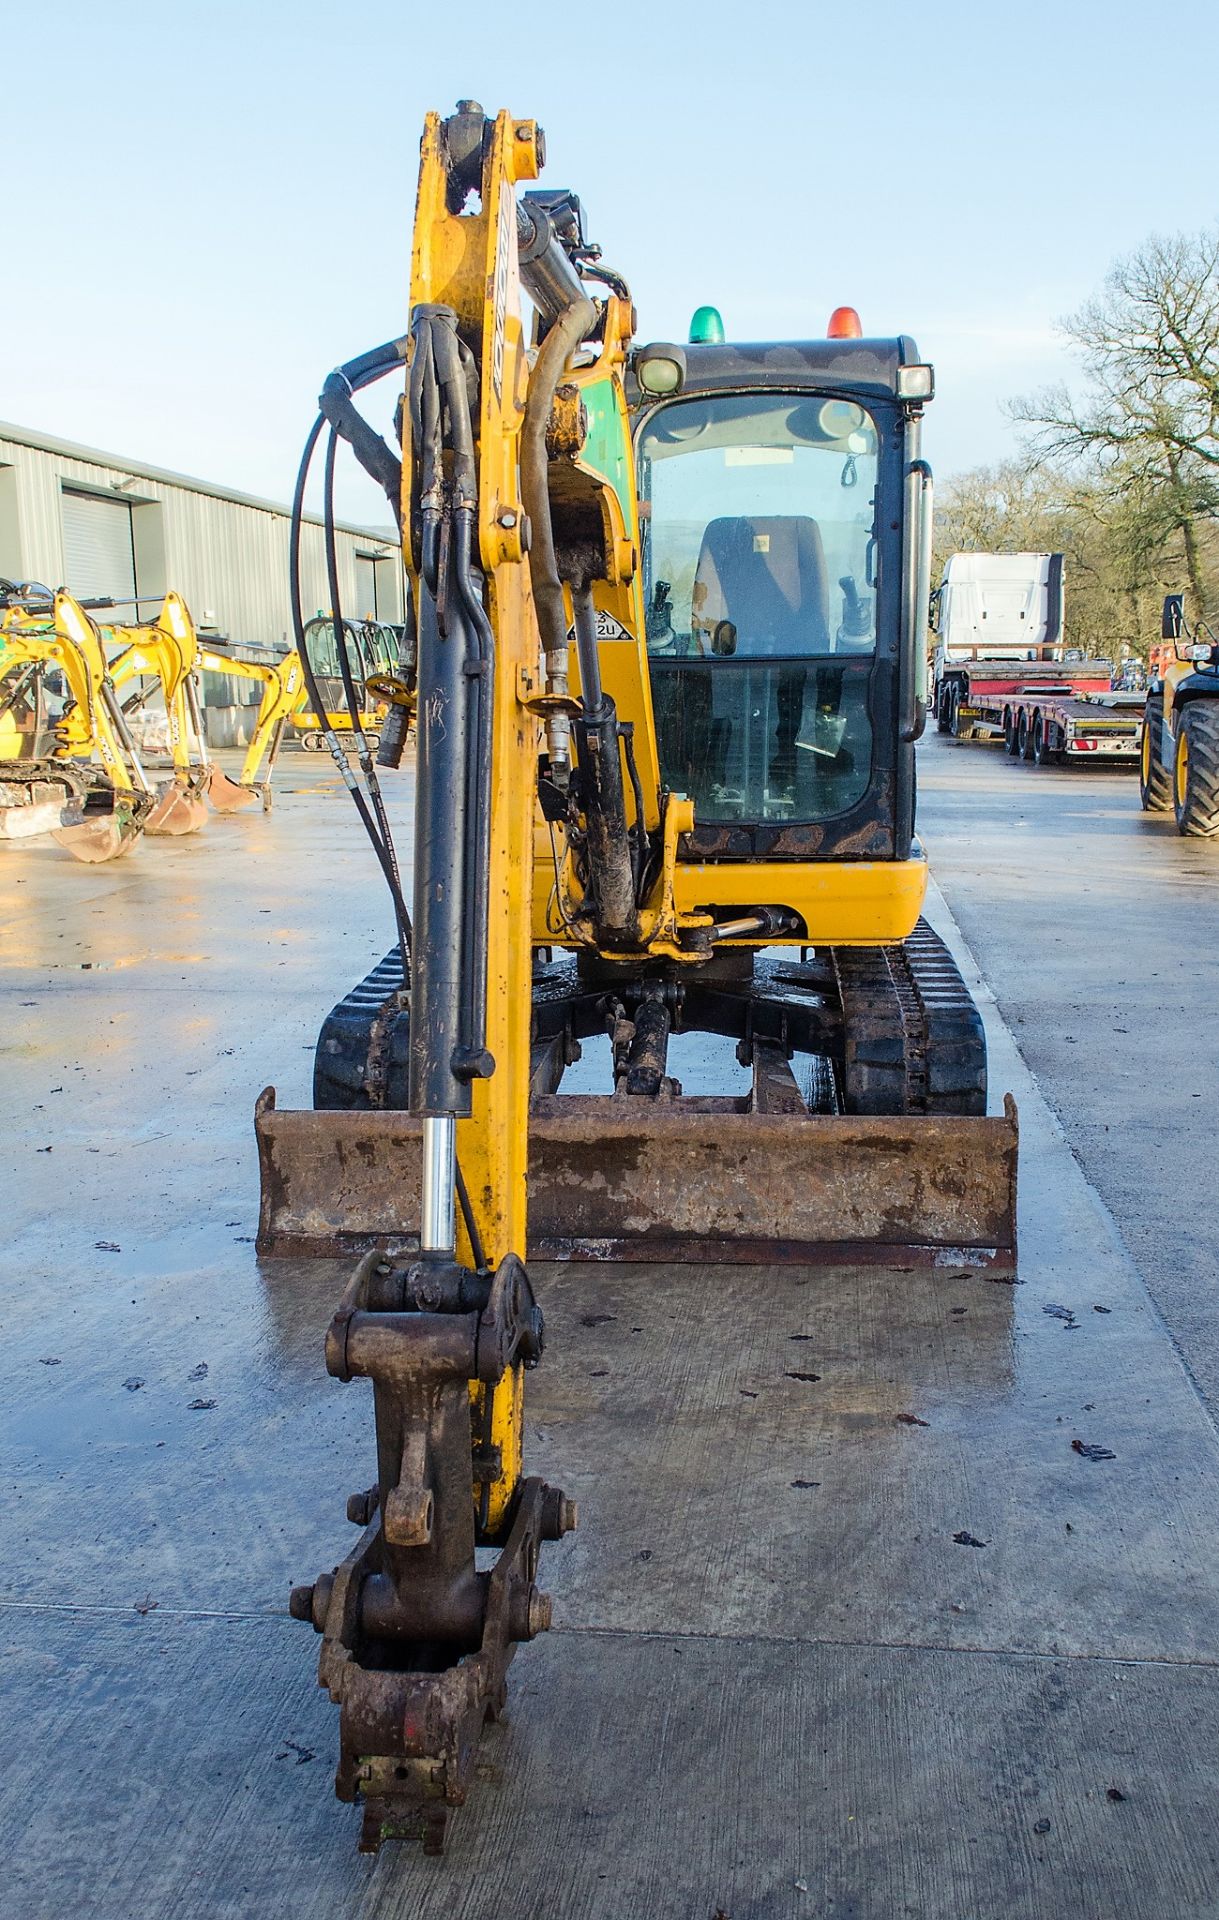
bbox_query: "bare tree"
[934,460,1194,662]
[1010,229,1219,614]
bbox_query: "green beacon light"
[688,305,725,345]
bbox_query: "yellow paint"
[674,854,928,945]
[1176,725,1190,808]
[405,111,543,1535]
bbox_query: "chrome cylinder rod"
[420,1113,457,1256]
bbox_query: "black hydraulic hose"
[318,336,408,523]
[418,307,495,1078]
[454,1159,487,1276]
[289,412,411,958]
[321,427,411,976]
[323,429,370,741]
[408,314,445,595]
[620,721,647,905]
[451,510,494,1073]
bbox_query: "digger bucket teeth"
[255,1088,1019,1273]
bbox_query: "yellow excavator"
[0,587,163,859]
[106,593,298,813]
[1,585,328,848]
[291,615,402,752]
[256,100,1018,1853]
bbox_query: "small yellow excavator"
[291,615,401,752]
[106,593,293,814]
[0,587,162,859]
[1,585,318,848]
[255,100,1018,1853]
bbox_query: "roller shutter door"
[61,488,137,610]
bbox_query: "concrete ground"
[4,744,1219,1919]
[918,728,1219,1415]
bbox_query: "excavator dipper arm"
[286,105,581,1854]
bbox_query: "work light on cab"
[635,343,687,395]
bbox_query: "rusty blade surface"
[0,797,74,839]
[255,1088,1018,1272]
[207,766,260,813]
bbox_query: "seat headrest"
[693,516,830,654]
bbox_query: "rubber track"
[314,948,408,1108]
[831,919,987,1117]
[317,921,989,1121]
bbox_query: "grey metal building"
[0,421,403,647]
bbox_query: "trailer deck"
[5,757,1219,1917]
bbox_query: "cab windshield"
[639,391,880,823]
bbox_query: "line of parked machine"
[930,552,1219,837]
[0,580,406,860]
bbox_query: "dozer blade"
[206,765,261,813]
[0,769,87,841]
[0,797,77,840]
[255,1088,1018,1273]
[145,774,210,836]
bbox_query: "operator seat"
[691,515,831,656]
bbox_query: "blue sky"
[4,0,1217,525]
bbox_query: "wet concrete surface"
[4,749,1219,1917]
[918,729,1219,1418]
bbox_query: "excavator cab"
[294,616,401,746]
[637,358,924,860]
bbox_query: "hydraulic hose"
[288,411,412,962]
[321,427,411,974]
[318,336,408,525]
[520,291,596,672]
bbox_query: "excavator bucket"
[51,787,153,864]
[206,765,262,812]
[255,1088,1019,1273]
[145,771,210,836]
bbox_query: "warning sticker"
[566,611,635,644]
[490,191,512,405]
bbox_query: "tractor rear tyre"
[1173,704,1219,837]
[1139,698,1171,812]
[935,684,952,734]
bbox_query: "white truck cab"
[933,552,1064,677]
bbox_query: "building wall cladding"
[0,423,403,654]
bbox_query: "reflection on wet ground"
[5,747,1219,1916]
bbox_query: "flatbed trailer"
[937,657,1143,766]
